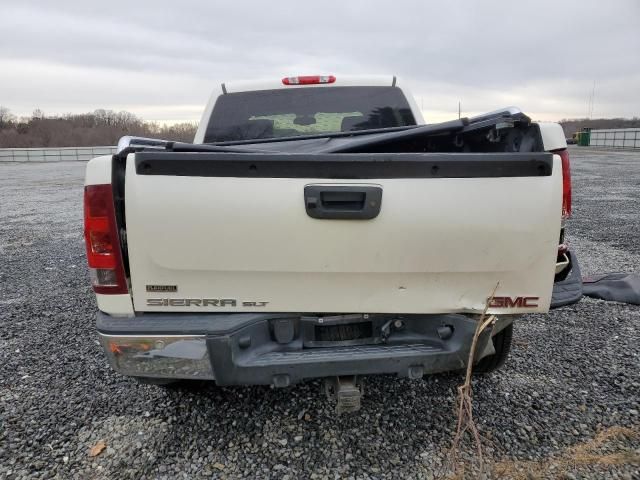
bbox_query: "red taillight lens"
[556,149,572,218]
[83,184,128,294]
[282,75,336,85]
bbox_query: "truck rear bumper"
[96,312,503,386]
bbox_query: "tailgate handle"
[304,185,382,219]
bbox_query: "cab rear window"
[204,86,416,143]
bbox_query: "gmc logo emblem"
[489,296,539,308]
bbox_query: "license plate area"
[302,314,380,347]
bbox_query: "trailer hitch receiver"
[324,376,364,414]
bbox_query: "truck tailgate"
[124,152,561,314]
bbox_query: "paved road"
[1,148,638,479]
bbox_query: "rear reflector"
[555,149,572,218]
[282,75,336,85]
[84,184,128,294]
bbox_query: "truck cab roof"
[221,75,398,94]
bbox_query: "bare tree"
[0,108,198,148]
[560,117,640,137]
[0,106,16,128]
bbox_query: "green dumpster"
[577,129,591,146]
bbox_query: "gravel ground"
[1,147,639,479]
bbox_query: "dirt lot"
[1,147,639,479]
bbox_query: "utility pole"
[587,81,596,119]
[458,101,461,119]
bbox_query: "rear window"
[203,86,416,143]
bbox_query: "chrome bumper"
[99,334,214,380]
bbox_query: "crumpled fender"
[551,250,583,308]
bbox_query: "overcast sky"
[1,0,639,124]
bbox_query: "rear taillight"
[83,184,128,294]
[555,149,572,218]
[282,75,336,85]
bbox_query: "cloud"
[1,0,639,122]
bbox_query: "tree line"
[0,106,198,148]
[559,117,640,138]
[1,105,639,147]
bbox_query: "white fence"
[589,128,640,149]
[0,146,116,162]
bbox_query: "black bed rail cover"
[134,152,553,179]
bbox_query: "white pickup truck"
[84,75,577,408]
